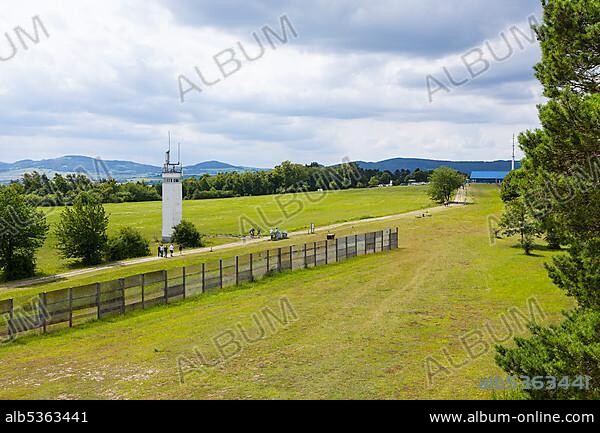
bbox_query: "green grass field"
[34,186,433,276]
[0,185,572,399]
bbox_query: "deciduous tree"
[0,187,49,280]
[428,167,464,203]
[499,198,541,255]
[55,193,109,265]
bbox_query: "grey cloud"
[162,0,542,56]
[0,0,546,166]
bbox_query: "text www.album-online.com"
[429,412,595,424]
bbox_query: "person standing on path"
[170,244,175,258]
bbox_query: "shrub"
[106,227,150,261]
[171,220,203,248]
[4,251,37,281]
[191,190,235,200]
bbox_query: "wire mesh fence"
[0,228,399,341]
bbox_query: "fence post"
[219,259,223,289]
[365,234,368,255]
[313,242,317,266]
[182,266,187,300]
[7,299,14,340]
[68,288,73,328]
[396,227,399,248]
[96,283,101,319]
[325,240,329,265]
[163,270,169,304]
[41,293,47,334]
[335,239,339,262]
[388,229,392,251]
[201,263,206,293]
[289,246,293,270]
[141,274,146,310]
[277,248,282,272]
[119,278,126,314]
[345,236,349,259]
[266,249,270,273]
[250,253,254,282]
[235,256,239,285]
[303,243,307,269]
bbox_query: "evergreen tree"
[496,0,600,399]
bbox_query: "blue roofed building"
[469,171,510,184]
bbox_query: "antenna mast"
[166,131,172,165]
[512,134,516,171]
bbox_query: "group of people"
[270,228,288,241]
[158,243,182,258]
[249,228,262,238]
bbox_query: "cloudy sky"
[0,0,544,167]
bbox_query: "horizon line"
[0,154,521,168]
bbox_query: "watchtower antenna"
[166,131,172,165]
[512,134,516,171]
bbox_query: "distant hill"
[0,156,161,182]
[184,161,265,175]
[0,156,264,182]
[356,158,520,175]
[0,155,520,183]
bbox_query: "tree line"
[181,162,432,200]
[4,162,434,206]
[15,172,161,206]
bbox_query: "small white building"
[162,147,183,242]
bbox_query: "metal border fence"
[0,228,399,340]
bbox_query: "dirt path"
[0,189,469,290]
[454,184,469,205]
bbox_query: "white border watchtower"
[162,138,183,242]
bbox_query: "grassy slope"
[35,186,432,276]
[0,185,571,399]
